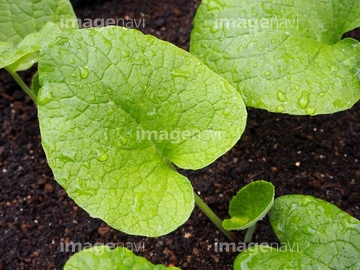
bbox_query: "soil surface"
[1,1,359,269]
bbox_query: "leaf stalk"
[6,68,37,103]
[194,192,238,242]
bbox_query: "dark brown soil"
[1,1,359,269]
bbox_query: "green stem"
[244,223,256,243]
[194,192,238,242]
[6,68,37,103]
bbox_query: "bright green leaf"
[190,0,360,115]
[223,180,274,230]
[234,195,360,269]
[0,0,77,71]
[0,0,77,45]
[37,26,247,236]
[31,71,40,97]
[64,246,181,270]
[1,22,62,71]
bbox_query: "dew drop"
[71,73,76,78]
[148,93,159,104]
[71,59,75,64]
[82,162,90,169]
[305,107,316,115]
[276,91,286,102]
[206,0,224,10]
[59,153,75,162]
[316,205,325,213]
[97,153,108,162]
[298,95,310,109]
[301,196,313,207]
[120,136,128,145]
[147,108,156,116]
[222,107,231,116]
[121,51,130,57]
[333,99,345,108]
[341,216,360,231]
[302,226,316,236]
[37,86,54,105]
[210,25,219,33]
[171,69,191,78]
[79,66,89,79]
[245,68,251,73]
[96,149,108,162]
[275,105,285,113]
[219,80,230,94]
[288,202,298,213]
[263,71,271,76]
[294,85,300,90]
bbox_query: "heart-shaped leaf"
[234,195,360,269]
[190,0,360,115]
[223,180,274,230]
[64,246,181,270]
[37,26,247,236]
[0,0,77,71]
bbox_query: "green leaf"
[64,246,181,270]
[234,195,360,269]
[0,0,77,45]
[1,22,62,71]
[0,0,77,71]
[190,0,360,115]
[223,180,274,230]
[31,71,40,97]
[37,26,247,236]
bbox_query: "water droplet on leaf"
[147,108,157,117]
[301,196,313,207]
[302,226,316,236]
[171,69,191,78]
[276,91,286,102]
[264,71,271,76]
[79,66,89,79]
[37,86,54,105]
[305,107,316,115]
[120,136,128,145]
[206,0,224,10]
[298,95,310,109]
[96,149,108,162]
[275,105,285,112]
[222,108,231,116]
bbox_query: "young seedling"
[2,0,360,269]
[0,0,247,240]
[64,245,180,270]
[234,195,360,269]
[222,180,275,243]
[190,0,360,115]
